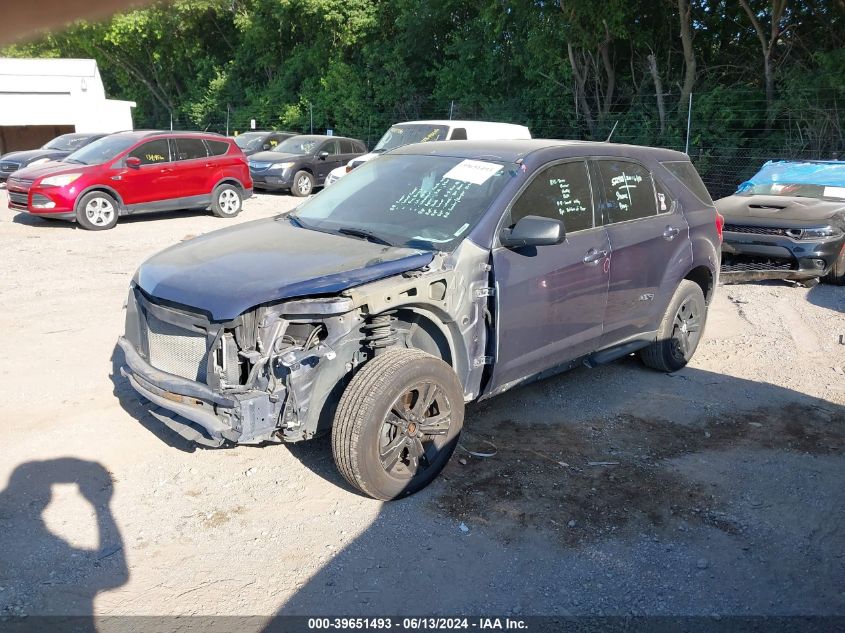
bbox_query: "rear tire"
[639,280,707,372]
[291,171,314,197]
[823,244,845,286]
[211,183,243,218]
[75,191,119,231]
[332,348,464,500]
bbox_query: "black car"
[716,160,845,286]
[118,140,721,499]
[231,130,296,156]
[0,133,107,182]
[248,134,367,196]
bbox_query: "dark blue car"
[118,140,721,499]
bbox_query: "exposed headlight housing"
[40,173,82,187]
[270,162,295,170]
[787,226,843,240]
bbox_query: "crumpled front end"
[119,284,355,447]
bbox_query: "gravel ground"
[0,186,843,622]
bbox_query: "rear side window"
[172,138,208,161]
[661,160,714,205]
[206,140,230,156]
[596,160,657,224]
[450,128,468,140]
[510,160,594,233]
[129,139,170,165]
[341,140,356,154]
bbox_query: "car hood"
[248,151,302,164]
[11,160,91,181]
[1,149,68,165]
[716,195,845,223]
[135,216,435,321]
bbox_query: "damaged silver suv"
[118,140,721,499]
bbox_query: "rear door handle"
[583,249,608,265]
[663,226,680,240]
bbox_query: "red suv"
[6,131,253,230]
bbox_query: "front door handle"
[663,226,680,240]
[583,248,608,265]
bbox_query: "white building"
[0,57,135,153]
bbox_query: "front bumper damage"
[721,228,844,282]
[118,336,280,447]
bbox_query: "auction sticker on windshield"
[444,159,503,185]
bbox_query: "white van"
[324,120,531,186]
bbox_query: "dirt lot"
[0,187,843,621]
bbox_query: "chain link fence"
[135,90,845,201]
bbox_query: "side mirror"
[262,143,271,150]
[500,215,564,248]
[318,151,329,160]
[125,156,142,169]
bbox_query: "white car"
[324,119,531,186]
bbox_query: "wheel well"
[685,266,714,303]
[215,178,244,192]
[393,309,454,367]
[76,187,124,212]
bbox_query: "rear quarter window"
[661,161,714,205]
[206,140,231,157]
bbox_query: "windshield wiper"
[63,158,84,164]
[336,227,394,246]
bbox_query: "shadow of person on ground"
[0,458,128,630]
[265,364,845,619]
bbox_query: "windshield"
[740,182,845,201]
[64,135,138,165]
[233,133,266,151]
[43,134,95,152]
[291,154,515,250]
[737,161,845,201]
[374,124,449,153]
[273,137,319,154]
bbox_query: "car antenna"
[606,121,619,143]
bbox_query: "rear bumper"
[118,335,284,447]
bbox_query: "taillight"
[715,212,724,242]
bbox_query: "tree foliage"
[5,0,844,161]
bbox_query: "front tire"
[639,280,707,372]
[823,244,845,286]
[76,191,119,230]
[332,348,464,500]
[291,170,314,197]
[211,183,243,218]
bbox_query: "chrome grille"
[0,161,20,172]
[724,224,786,236]
[146,313,208,381]
[248,161,270,172]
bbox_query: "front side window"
[596,160,657,224]
[273,137,320,155]
[172,138,208,161]
[292,154,516,250]
[509,160,594,233]
[129,139,171,165]
[320,140,341,155]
